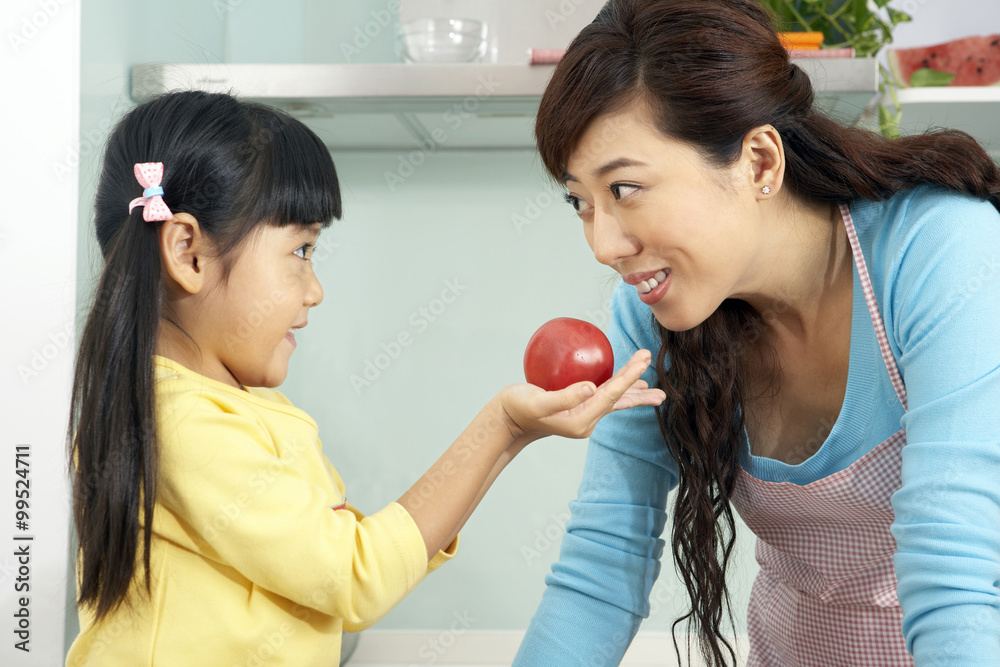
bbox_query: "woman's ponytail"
[781,110,1000,212]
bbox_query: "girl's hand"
[499,350,665,440]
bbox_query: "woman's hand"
[499,350,665,440]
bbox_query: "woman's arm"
[399,350,664,560]
[883,190,1000,663]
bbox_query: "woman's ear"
[743,125,785,200]
[159,212,209,295]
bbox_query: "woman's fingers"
[611,387,666,411]
[561,351,656,424]
[500,350,663,439]
[596,350,654,400]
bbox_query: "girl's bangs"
[241,104,342,229]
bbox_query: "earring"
[761,185,771,195]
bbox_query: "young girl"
[515,0,1000,665]
[65,90,666,666]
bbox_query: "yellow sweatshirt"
[66,355,456,666]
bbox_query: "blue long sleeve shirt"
[514,186,1000,666]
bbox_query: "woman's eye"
[610,183,639,200]
[294,243,314,260]
[563,193,591,214]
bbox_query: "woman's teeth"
[637,270,669,294]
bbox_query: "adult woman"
[513,0,1000,665]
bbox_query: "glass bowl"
[396,18,488,64]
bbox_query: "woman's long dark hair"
[534,1,1000,664]
[68,91,342,622]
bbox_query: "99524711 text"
[13,444,31,653]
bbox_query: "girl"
[65,90,665,666]
[514,0,1000,665]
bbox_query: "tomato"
[523,317,614,391]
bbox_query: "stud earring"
[761,185,771,195]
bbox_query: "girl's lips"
[284,331,296,347]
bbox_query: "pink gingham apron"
[731,204,913,665]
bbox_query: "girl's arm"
[399,350,664,560]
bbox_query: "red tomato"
[523,317,614,391]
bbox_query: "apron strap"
[840,204,908,411]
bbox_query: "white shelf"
[889,86,1000,159]
[894,86,1000,104]
[131,59,878,150]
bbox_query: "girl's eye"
[294,243,314,260]
[610,183,640,200]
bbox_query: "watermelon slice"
[888,34,1000,86]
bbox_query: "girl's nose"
[306,271,323,307]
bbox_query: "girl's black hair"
[68,90,341,621]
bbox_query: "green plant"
[760,0,913,137]
[761,0,911,57]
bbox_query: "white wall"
[889,0,1000,48]
[0,1,80,665]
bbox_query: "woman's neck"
[741,198,854,350]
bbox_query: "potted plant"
[760,0,913,136]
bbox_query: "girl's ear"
[159,212,209,295]
[742,124,785,200]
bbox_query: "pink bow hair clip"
[128,162,173,222]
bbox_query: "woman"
[513,0,1000,665]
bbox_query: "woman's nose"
[590,207,637,267]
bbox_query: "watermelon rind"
[907,68,956,87]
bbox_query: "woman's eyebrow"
[564,157,648,183]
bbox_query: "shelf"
[131,59,878,150]
[889,86,1000,159]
